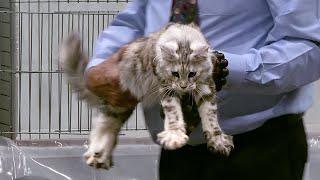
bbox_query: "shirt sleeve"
[87,0,147,69]
[224,0,320,95]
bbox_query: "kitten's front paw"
[205,132,234,156]
[157,130,189,150]
[83,148,113,169]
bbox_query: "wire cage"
[0,0,148,140]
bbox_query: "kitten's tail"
[60,33,101,106]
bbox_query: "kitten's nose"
[179,83,188,89]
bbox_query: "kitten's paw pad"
[157,130,189,150]
[84,149,113,170]
[206,133,234,156]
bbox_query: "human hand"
[212,51,229,91]
[85,45,138,108]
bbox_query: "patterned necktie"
[170,0,199,25]
[170,0,201,134]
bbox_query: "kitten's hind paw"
[205,132,234,156]
[84,149,114,170]
[157,130,189,150]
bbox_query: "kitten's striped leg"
[195,84,234,155]
[157,96,189,150]
[84,106,133,169]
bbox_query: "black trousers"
[159,114,308,180]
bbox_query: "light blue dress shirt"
[87,0,320,144]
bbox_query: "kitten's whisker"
[148,86,169,96]
[144,85,169,100]
[149,86,161,93]
[161,87,174,101]
[162,89,171,101]
[160,91,167,102]
[195,88,206,104]
[145,89,160,99]
[158,88,167,99]
[168,89,175,98]
[191,91,194,107]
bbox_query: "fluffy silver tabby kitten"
[60,23,233,169]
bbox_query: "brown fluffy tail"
[60,33,101,106]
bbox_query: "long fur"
[60,23,233,170]
[60,33,101,106]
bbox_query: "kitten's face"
[156,40,213,93]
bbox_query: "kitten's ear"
[160,41,178,56]
[191,43,210,57]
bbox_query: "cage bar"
[0,0,147,140]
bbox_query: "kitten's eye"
[188,72,197,78]
[171,71,180,78]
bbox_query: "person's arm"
[87,0,147,69]
[84,0,147,108]
[225,0,320,95]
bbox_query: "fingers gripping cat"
[61,23,233,170]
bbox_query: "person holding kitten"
[84,0,320,180]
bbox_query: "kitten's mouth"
[179,88,190,92]
[172,84,196,93]
[177,86,196,93]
